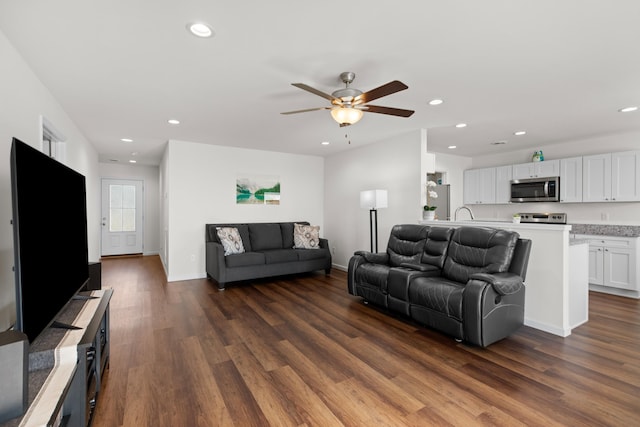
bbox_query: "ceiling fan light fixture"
[331,107,364,125]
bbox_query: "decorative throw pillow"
[293,223,320,249]
[216,227,245,256]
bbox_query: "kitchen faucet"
[454,205,475,221]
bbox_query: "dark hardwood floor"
[92,255,640,427]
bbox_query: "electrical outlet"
[331,246,336,254]
[601,212,610,221]
[190,254,196,262]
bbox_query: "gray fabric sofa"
[205,222,332,290]
[348,224,532,347]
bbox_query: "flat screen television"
[10,138,89,343]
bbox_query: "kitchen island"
[419,219,588,337]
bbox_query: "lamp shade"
[360,189,388,209]
[331,107,364,125]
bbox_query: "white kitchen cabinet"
[583,151,640,202]
[512,159,559,180]
[575,234,639,298]
[560,156,582,203]
[495,165,513,204]
[582,153,611,202]
[463,167,496,204]
[611,151,640,201]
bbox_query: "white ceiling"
[1,1,639,166]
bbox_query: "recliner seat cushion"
[443,227,518,284]
[409,276,465,321]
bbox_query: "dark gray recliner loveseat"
[206,222,332,290]
[348,224,532,347]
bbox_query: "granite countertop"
[569,223,640,238]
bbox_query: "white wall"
[431,151,473,218]
[462,131,640,224]
[324,131,423,270]
[0,29,100,331]
[98,162,161,255]
[163,140,325,281]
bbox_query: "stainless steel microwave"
[510,176,560,202]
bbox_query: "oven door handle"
[544,180,549,197]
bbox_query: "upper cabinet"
[512,159,559,180]
[463,150,639,206]
[583,151,640,202]
[463,167,496,204]
[495,165,513,204]
[612,151,640,201]
[560,157,583,203]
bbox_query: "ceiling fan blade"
[280,106,331,115]
[291,83,340,102]
[355,80,408,104]
[364,105,415,117]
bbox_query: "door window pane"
[109,184,136,232]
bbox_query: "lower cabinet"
[576,235,639,298]
[4,290,113,427]
[63,295,110,427]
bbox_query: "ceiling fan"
[281,72,415,127]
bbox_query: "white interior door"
[101,179,144,256]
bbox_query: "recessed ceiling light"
[129,159,137,164]
[455,123,467,128]
[321,141,330,145]
[121,138,133,142]
[187,22,214,38]
[131,152,138,156]
[448,145,457,149]
[491,140,508,145]
[428,99,444,106]
[514,131,527,136]
[168,119,180,125]
[619,106,638,113]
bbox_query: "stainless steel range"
[519,212,567,224]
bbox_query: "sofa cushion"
[263,249,299,264]
[387,224,429,267]
[296,248,329,261]
[421,227,454,268]
[208,224,252,252]
[225,252,265,268]
[443,227,519,284]
[216,227,246,255]
[280,222,309,249]
[249,223,283,251]
[409,276,465,321]
[293,223,320,249]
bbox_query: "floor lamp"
[360,189,388,253]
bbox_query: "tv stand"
[1,289,112,427]
[50,320,82,331]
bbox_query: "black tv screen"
[10,138,89,343]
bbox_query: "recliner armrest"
[354,251,389,264]
[399,262,440,273]
[469,272,524,296]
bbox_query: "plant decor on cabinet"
[423,181,438,220]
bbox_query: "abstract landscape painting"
[236,174,281,205]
